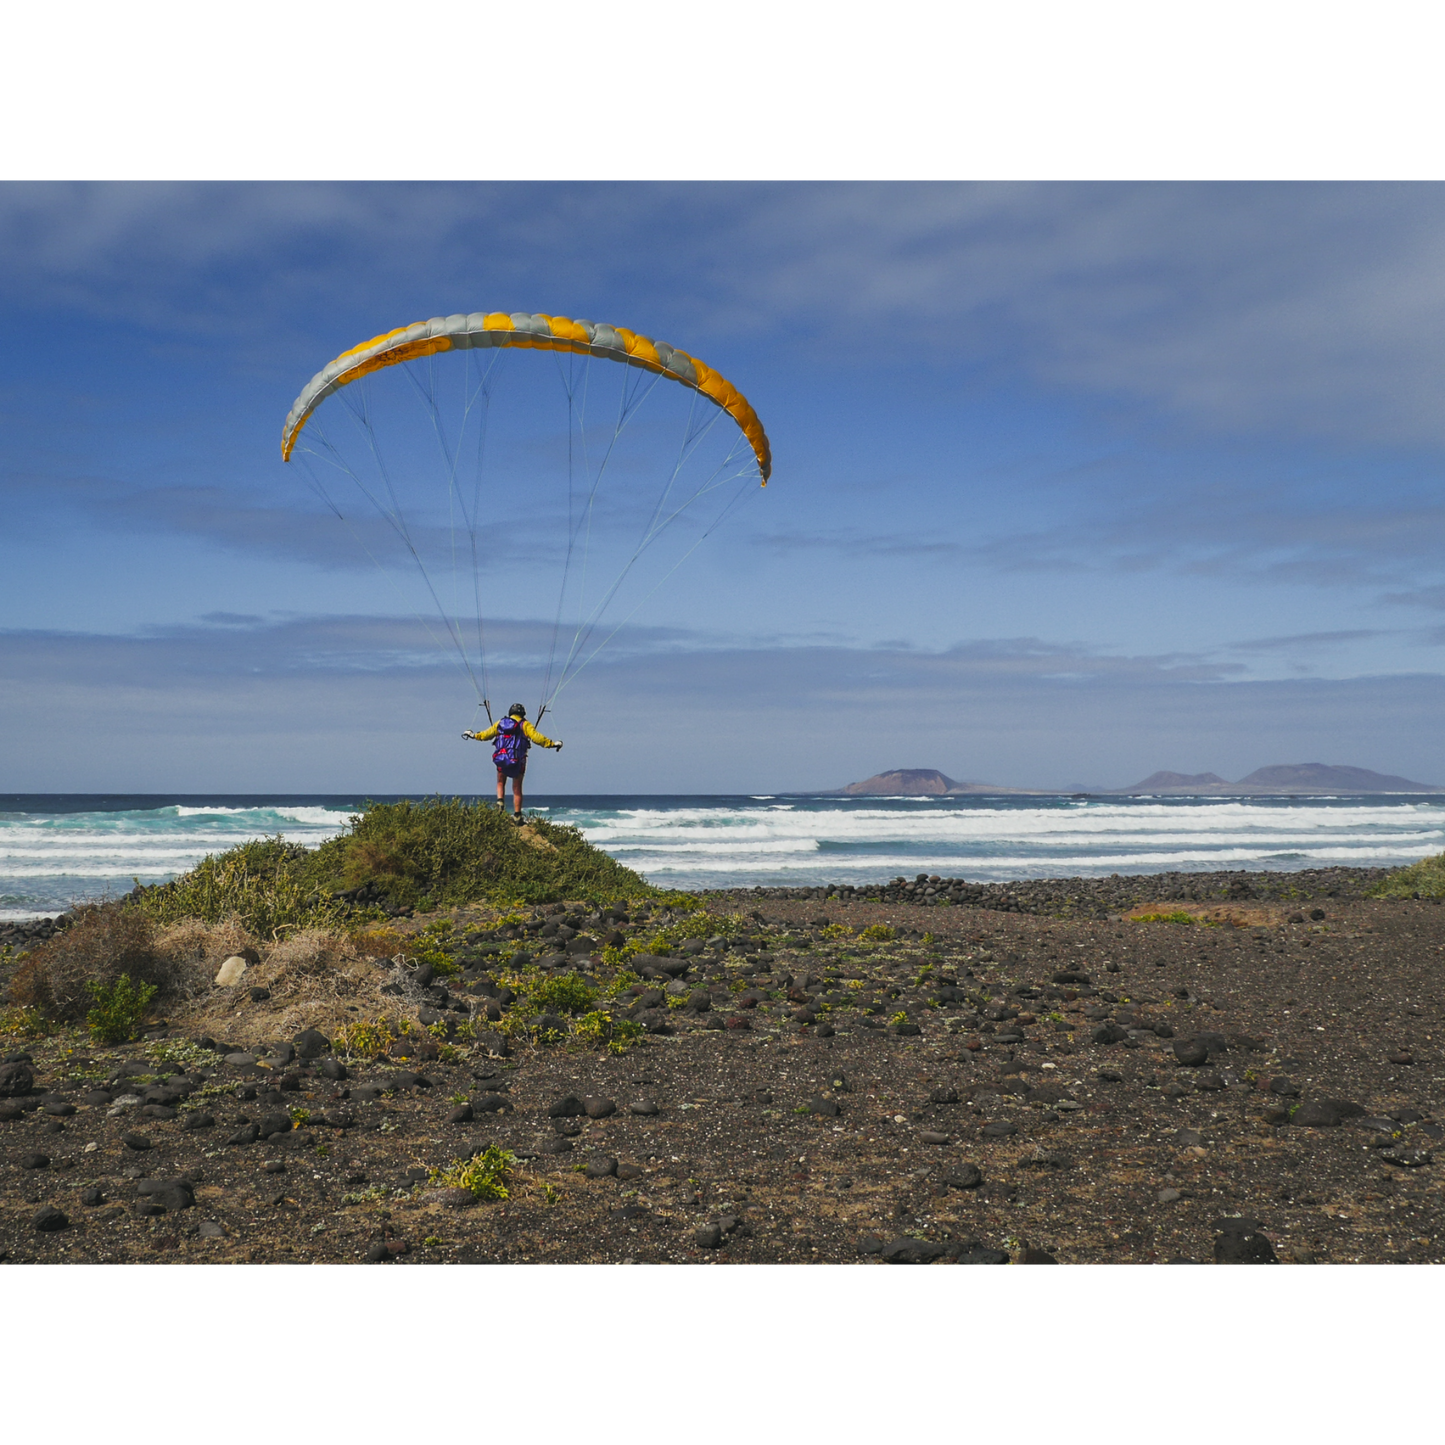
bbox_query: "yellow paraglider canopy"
[282,310,770,482]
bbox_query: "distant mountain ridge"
[825,763,1443,796]
[1123,763,1442,794]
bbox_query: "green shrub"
[133,837,352,938]
[525,972,599,1015]
[430,1145,516,1200]
[573,1009,645,1054]
[1371,853,1445,899]
[85,973,158,1043]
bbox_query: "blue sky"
[5,181,1445,792]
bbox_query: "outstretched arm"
[464,722,501,741]
[522,721,562,749]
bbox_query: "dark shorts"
[496,762,526,781]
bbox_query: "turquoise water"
[3,791,1442,919]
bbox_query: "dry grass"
[171,926,400,1046]
[9,904,187,1022]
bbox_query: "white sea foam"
[2,794,1440,913]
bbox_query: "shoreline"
[699,863,1398,919]
[0,862,1400,936]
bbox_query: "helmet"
[508,703,527,719]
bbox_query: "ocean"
[2,792,1442,920]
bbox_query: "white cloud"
[9,182,1445,453]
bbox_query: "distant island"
[1119,763,1444,795]
[829,768,1028,796]
[824,763,1443,796]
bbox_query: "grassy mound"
[134,797,656,936]
[1371,851,1445,899]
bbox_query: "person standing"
[464,704,562,819]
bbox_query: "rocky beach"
[2,864,1441,1265]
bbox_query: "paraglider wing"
[281,311,771,482]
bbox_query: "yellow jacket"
[470,718,560,749]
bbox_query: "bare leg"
[495,768,506,808]
[513,770,525,816]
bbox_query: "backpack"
[492,716,528,767]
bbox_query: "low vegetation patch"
[430,1146,516,1201]
[85,973,158,1044]
[10,904,187,1023]
[1371,852,1445,899]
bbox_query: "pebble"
[33,1205,68,1233]
[583,1096,616,1119]
[1174,1128,1203,1147]
[136,1179,195,1211]
[427,1187,477,1208]
[1020,1244,1059,1263]
[80,1187,104,1206]
[1158,1187,1183,1203]
[857,1235,884,1254]
[1290,1098,1364,1128]
[180,1112,215,1131]
[214,956,250,987]
[807,1097,841,1117]
[920,1130,950,1145]
[294,1029,329,1059]
[944,1164,984,1189]
[1380,1147,1433,1168]
[223,1053,257,1068]
[448,1104,474,1124]
[695,1223,723,1249]
[585,1156,618,1179]
[630,1099,659,1116]
[199,1221,224,1238]
[1173,1039,1209,1067]
[42,1101,75,1117]
[121,1132,153,1151]
[533,1137,574,1155]
[473,1093,511,1114]
[227,1124,260,1146]
[959,1247,1010,1264]
[548,1094,585,1118]
[929,1087,959,1105]
[263,1159,286,1174]
[1213,1217,1278,1264]
[19,1151,50,1169]
[364,1242,390,1263]
[882,1237,946,1264]
[0,1061,36,1097]
[982,1121,1017,1138]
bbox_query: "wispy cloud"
[11,182,1445,452]
[3,614,1442,792]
